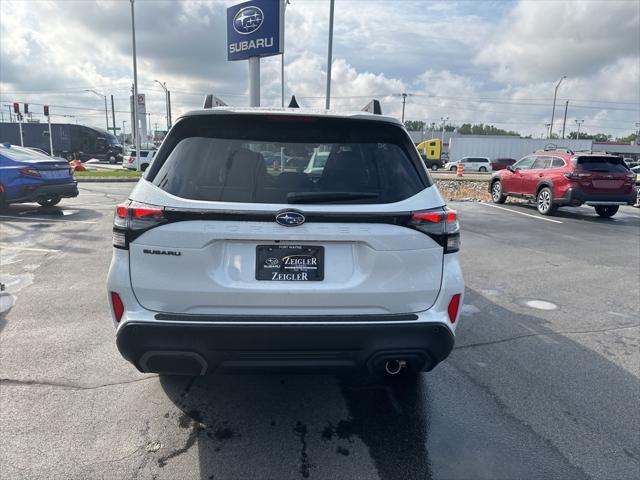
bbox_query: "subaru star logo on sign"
[275,211,305,227]
[227,0,284,61]
[233,6,264,34]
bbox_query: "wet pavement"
[1,184,639,479]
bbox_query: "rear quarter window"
[148,115,429,205]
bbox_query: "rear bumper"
[10,182,78,203]
[116,320,455,375]
[555,187,636,206]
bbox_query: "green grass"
[74,169,142,178]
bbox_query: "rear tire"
[479,166,487,172]
[450,166,457,172]
[536,187,557,216]
[491,180,507,204]
[37,197,61,207]
[430,164,439,171]
[140,163,149,172]
[595,205,619,218]
[109,155,117,164]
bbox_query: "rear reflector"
[110,292,124,322]
[448,294,461,323]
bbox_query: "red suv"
[489,149,636,217]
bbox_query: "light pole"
[574,119,584,140]
[440,116,449,144]
[85,89,109,131]
[130,0,141,157]
[154,80,171,130]
[545,123,552,139]
[325,0,335,109]
[401,93,407,123]
[122,121,127,144]
[549,75,566,138]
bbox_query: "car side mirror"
[506,165,514,172]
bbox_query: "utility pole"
[167,91,172,128]
[147,113,151,141]
[441,116,449,144]
[130,0,141,158]
[574,119,584,140]
[122,120,126,144]
[325,0,335,109]
[111,95,116,135]
[561,100,569,139]
[549,75,566,138]
[154,80,170,130]
[401,93,407,123]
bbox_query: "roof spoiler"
[203,94,227,109]
[362,99,382,115]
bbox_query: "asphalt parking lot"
[1,183,639,480]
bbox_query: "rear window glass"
[148,115,428,205]
[575,156,629,173]
[1,146,49,161]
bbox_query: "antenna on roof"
[203,94,227,109]
[362,99,382,115]
[288,95,300,108]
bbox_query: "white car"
[445,157,492,172]
[107,107,464,380]
[122,147,157,172]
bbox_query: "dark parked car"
[491,158,516,170]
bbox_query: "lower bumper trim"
[116,320,455,375]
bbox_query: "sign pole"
[48,114,53,155]
[249,57,260,107]
[18,114,24,146]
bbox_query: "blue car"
[0,143,78,209]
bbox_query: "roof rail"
[540,144,574,154]
[362,99,382,115]
[203,94,227,109]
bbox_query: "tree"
[567,132,613,141]
[456,123,520,136]
[616,133,638,144]
[404,120,425,131]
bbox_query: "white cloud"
[476,0,640,83]
[0,0,637,138]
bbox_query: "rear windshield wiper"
[287,191,380,204]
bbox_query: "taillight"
[448,294,462,323]
[409,207,460,253]
[564,170,592,180]
[19,167,41,177]
[113,201,166,249]
[110,292,124,322]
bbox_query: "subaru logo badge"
[275,210,305,227]
[233,6,264,35]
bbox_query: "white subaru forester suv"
[107,107,464,381]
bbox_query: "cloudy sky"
[0,0,638,138]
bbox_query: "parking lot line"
[0,244,61,253]
[0,215,97,224]
[480,203,563,224]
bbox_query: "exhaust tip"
[384,359,406,375]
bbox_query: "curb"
[76,177,140,183]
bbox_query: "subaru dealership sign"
[227,0,284,61]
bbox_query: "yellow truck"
[416,138,443,170]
